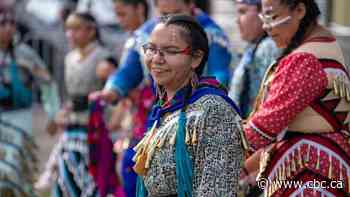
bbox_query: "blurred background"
[0,0,349,196]
[3,0,350,98]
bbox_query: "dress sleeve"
[207,41,232,86]
[104,36,144,97]
[193,98,243,197]
[244,53,328,151]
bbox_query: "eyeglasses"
[0,19,15,26]
[142,43,192,58]
[0,13,15,26]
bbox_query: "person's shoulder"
[195,10,218,30]
[132,18,158,48]
[195,11,230,48]
[65,49,79,63]
[16,43,32,51]
[95,44,110,55]
[278,52,323,72]
[284,52,319,63]
[194,93,238,115]
[15,43,39,57]
[258,37,278,50]
[135,18,157,36]
[255,37,281,60]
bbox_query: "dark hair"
[159,14,209,76]
[256,3,262,11]
[153,0,192,6]
[234,0,262,11]
[105,56,119,68]
[278,0,320,59]
[113,0,149,19]
[0,9,16,58]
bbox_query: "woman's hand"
[54,106,71,131]
[89,89,119,104]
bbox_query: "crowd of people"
[0,0,349,196]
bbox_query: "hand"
[89,89,119,104]
[240,169,259,186]
[46,120,58,136]
[54,107,70,130]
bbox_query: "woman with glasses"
[242,0,350,196]
[133,14,243,197]
[0,8,59,196]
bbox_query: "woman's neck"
[77,41,96,60]
[301,22,320,43]
[0,41,11,51]
[164,77,191,102]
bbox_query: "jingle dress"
[244,29,350,196]
[0,43,58,196]
[134,78,244,197]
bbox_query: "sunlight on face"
[145,24,194,92]
[261,0,304,48]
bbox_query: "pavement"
[32,105,59,196]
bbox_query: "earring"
[156,85,165,101]
[190,72,199,89]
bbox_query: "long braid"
[160,14,209,76]
[175,82,194,197]
[159,14,209,197]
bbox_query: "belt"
[66,124,88,131]
[71,95,89,112]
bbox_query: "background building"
[316,0,350,65]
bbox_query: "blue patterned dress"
[0,43,59,196]
[229,36,280,118]
[52,42,111,197]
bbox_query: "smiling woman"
[133,14,243,197]
[242,0,350,196]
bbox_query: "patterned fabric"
[130,85,155,141]
[65,42,110,97]
[244,31,350,196]
[0,44,48,84]
[105,8,235,97]
[0,43,56,196]
[88,100,124,197]
[53,128,97,197]
[0,109,36,196]
[121,85,155,197]
[134,78,243,196]
[246,53,328,150]
[53,42,110,196]
[229,36,279,118]
[236,0,261,5]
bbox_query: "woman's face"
[144,24,201,91]
[0,20,16,45]
[114,1,144,31]
[236,3,263,42]
[65,17,96,49]
[261,0,306,48]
